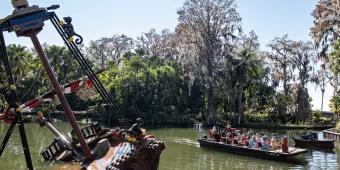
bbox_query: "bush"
[244,110,269,123]
[312,110,322,123]
[335,121,340,131]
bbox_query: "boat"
[198,138,307,160]
[293,131,335,149]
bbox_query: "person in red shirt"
[282,136,289,153]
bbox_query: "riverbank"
[20,116,336,131]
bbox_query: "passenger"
[245,134,251,146]
[211,124,221,142]
[282,136,289,153]
[256,135,263,149]
[233,130,241,145]
[248,135,257,149]
[233,135,239,145]
[261,135,271,151]
[270,137,280,150]
[226,132,232,144]
[220,131,226,143]
[224,122,232,132]
[220,136,226,143]
[240,134,247,146]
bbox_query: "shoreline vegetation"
[0,0,339,128]
[21,114,335,130]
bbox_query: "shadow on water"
[199,147,308,166]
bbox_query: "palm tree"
[231,49,263,123]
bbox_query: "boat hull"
[198,139,307,160]
[293,137,335,149]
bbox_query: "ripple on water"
[162,136,200,147]
[305,150,338,170]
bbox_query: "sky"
[0,0,334,111]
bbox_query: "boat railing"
[69,123,102,143]
[41,138,68,161]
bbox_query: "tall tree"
[223,31,262,123]
[315,65,332,111]
[291,41,316,121]
[293,41,316,88]
[330,39,340,96]
[311,0,340,96]
[267,35,296,96]
[176,0,241,123]
[87,34,134,68]
[44,45,80,84]
[136,29,178,61]
[311,0,340,59]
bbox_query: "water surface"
[0,123,339,170]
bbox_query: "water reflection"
[0,123,339,169]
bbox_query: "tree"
[223,31,263,123]
[267,35,296,96]
[311,0,340,97]
[330,39,340,76]
[176,0,241,123]
[136,29,178,61]
[87,34,134,68]
[291,41,316,121]
[315,65,333,111]
[310,0,340,60]
[329,95,340,119]
[44,44,80,84]
[6,44,35,85]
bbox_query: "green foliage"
[330,39,340,76]
[329,96,340,114]
[312,110,322,123]
[98,55,191,124]
[244,110,269,123]
[336,121,340,131]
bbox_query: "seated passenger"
[248,135,257,149]
[233,136,239,145]
[261,135,271,151]
[240,134,247,146]
[270,137,280,150]
[220,136,226,143]
[226,132,232,144]
[211,124,221,142]
[282,136,289,153]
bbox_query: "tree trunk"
[283,65,288,96]
[207,85,216,124]
[321,89,325,111]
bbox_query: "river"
[0,122,339,170]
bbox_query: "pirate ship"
[0,0,165,169]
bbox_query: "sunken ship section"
[40,121,165,170]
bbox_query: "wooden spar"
[29,31,92,160]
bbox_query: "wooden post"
[29,32,92,159]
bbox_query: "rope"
[19,68,43,102]
[49,13,129,124]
